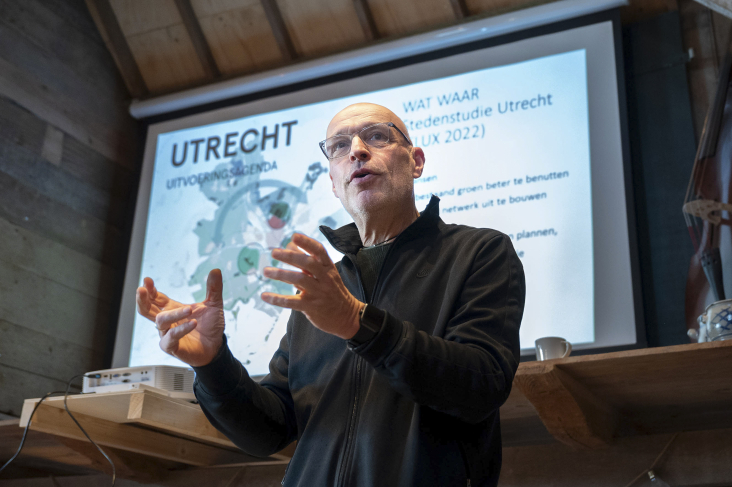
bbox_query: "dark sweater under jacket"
[193,196,525,487]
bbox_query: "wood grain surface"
[514,340,732,448]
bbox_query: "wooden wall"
[0,0,137,418]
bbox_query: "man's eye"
[367,132,387,141]
[329,140,348,153]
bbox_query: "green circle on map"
[237,247,260,275]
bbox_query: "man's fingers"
[205,269,223,303]
[270,249,320,277]
[143,277,158,299]
[136,287,158,320]
[263,267,313,290]
[261,292,305,311]
[160,320,197,354]
[291,233,333,266]
[155,306,192,331]
[137,287,150,314]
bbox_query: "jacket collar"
[320,195,441,255]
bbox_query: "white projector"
[82,365,195,401]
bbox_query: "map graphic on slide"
[187,151,336,363]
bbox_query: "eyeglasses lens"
[325,124,391,159]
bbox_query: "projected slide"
[130,49,593,374]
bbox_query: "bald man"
[136,103,525,486]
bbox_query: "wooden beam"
[514,363,619,449]
[694,0,732,19]
[353,0,380,41]
[173,0,221,80]
[84,0,147,98]
[448,0,470,19]
[260,0,298,61]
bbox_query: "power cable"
[622,433,679,487]
[0,373,116,486]
[0,390,65,475]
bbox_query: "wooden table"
[8,339,731,474]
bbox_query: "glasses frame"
[319,122,412,160]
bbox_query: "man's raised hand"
[136,269,226,367]
[261,233,363,340]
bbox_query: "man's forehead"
[327,104,395,136]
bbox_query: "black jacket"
[193,196,525,486]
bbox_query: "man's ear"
[330,173,340,199]
[411,147,425,179]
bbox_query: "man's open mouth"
[350,168,375,182]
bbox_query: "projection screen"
[113,7,641,376]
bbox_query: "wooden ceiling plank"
[125,25,209,94]
[192,0,284,76]
[448,0,471,19]
[260,0,298,60]
[108,0,182,36]
[367,0,455,37]
[173,0,222,79]
[353,0,380,41]
[84,0,148,97]
[466,0,557,18]
[276,0,367,57]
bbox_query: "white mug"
[697,299,732,342]
[535,337,572,361]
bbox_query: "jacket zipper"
[336,256,367,487]
[337,356,362,486]
[335,232,407,486]
[367,231,404,304]
[458,441,472,487]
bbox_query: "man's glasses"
[319,122,412,160]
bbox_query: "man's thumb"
[205,268,223,303]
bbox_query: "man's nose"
[349,136,371,162]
